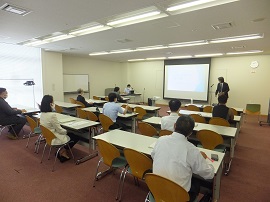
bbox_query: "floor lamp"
[23,80,35,108]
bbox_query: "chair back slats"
[55,104,63,114]
[86,111,98,121]
[97,139,120,166]
[69,98,76,104]
[40,125,56,146]
[190,114,206,123]
[203,106,213,113]
[99,114,113,132]
[159,129,173,136]
[76,101,85,108]
[134,107,147,120]
[186,105,200,112]
[93,96,100,100]
[138,122,158,137]
[209,117,230,127]
[77,108,88,119]
[26,115,38,132]
[196,129,223,150]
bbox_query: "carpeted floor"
[0,106,269,202]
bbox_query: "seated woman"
[40,95,80,162]
[76,88,93,107]
[0,87,27,140]
[212,95,234,122]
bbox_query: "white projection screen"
[163,58,211,101]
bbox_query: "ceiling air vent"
[212,22,233,30]
[116,39,133,43]
[0,3,31,16]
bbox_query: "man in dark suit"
[215,77,230,98]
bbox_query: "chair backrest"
[77,108,88,119]
[209,117,230,127]
[145,173,189,202]
[69,98,77,104]
[186,105,200,112]
[76,101,85,108]
[86,111,98,122]
[124,148,152,179]
[40,125,56,146]
[134,107,147,120]
[189,114,206,123]
[230,108,238,116]
[105,96,109,101]
[97,139,120,166]
[245,104,261,115]
[203,105,213,113]
[99,114,113,132]
[54,104,63,114]
[138,122,158,137]
[159,129,173,136]
[196,129,224,150]
[26,115,38,132]
[93,96,100,100]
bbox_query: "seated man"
[113,87,125,103]
[124,84,133,94]
[0,88,27,140]
[103,93,129,130]
[151,115,215,201]
[212,95,234,122]
[76,88,93,107]
[161,99,181,131]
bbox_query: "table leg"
[131,117,136,133]
[212,158,223,201]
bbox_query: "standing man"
[151,115,214,201]
[0,88,27,139]
[215,77,229,98]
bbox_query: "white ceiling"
[0,0,269,62]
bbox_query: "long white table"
[86,99,108,105]
[82,107,138,133]
[94,96,130,101]
[93,130,224,201]
[52,113,100,164]
[184,104,244,115]
[119,103,160,116]
[55,101,80,108]
[12,105,40,115]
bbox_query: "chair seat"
[112,156,127,168]
[34,127,41,134]
[197,144,226,153]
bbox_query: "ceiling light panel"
[168,55,193,59]
[136,45,167,51]
[69,23,112,36]
[195,53,223,57]
[226,50,263,55]
[89,52,110,56]
[0,3,31,16]
[210,33,264,43]
[168,40,208,48]
[110,49,135,54]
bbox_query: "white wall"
[62,55,126,101]
[126,55,270,114]
[41,50,64,102]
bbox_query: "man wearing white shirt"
[151,115,215,201]
[124,84,133,94]
[161,99,181,131]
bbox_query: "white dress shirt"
[40,112,70,145]
[151,132,215,191]
[160,112,179,131]
[124,87,132,94]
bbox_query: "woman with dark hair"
[76,88,93,107]
[40,95,79,162]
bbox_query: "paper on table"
[59,117,76,123]
[64,120,89,126]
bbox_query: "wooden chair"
[69,98,77,104]
[0,124,16,137]
[93,96,100,100]
[121,104,132,112]
[159,129,173,136]
[196,129,225,152]
[76,101,85,108]
[99,114,114,132]
[86,111,98,122]
[209,117,230,127]
[93,139,127,187]
[186,105,200,112]
[116,148,152,201]
[203,105,213,113]
[190,114,206,123]
[230,108,238,116]
[105,96,109,101]
[244,104,261,122]
[25,115,42,149]
[134,106,147,121]
[138,122,158,137]
[77,108,88,119]
[55,104,63,113]
[40,125,75,172]
[145,173,189,202]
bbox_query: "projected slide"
[164,63,210,101]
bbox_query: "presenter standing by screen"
[215,77,229,98]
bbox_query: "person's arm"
[215,84,219,96]
[228,108,234,121]
[0,99,22,115]
[187,148,215,180]
[51,114,67,135]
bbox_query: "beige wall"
[126,55,270,114]
[41,50,64,101]
[62,55,126,101]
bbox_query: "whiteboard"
[63,74,89,92]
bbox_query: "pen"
[207,156,214,163]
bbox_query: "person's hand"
[89,102,93,105]
[21,109,27,113]
[200,151,207,159]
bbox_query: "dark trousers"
[0,115,26,135]
[64,132,80,149]
[188,177,201,202]
[109,122,128,131]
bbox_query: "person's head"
[169,99,181,112]
[0,88,7,99]
[40,95,54,112]
[218,94,228,104]
[77,88,84,95]
[218,77,224,83]
[127,84,131,88]
[174,115,195,137]
[114,87,120,92]
[108,92,117,102]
